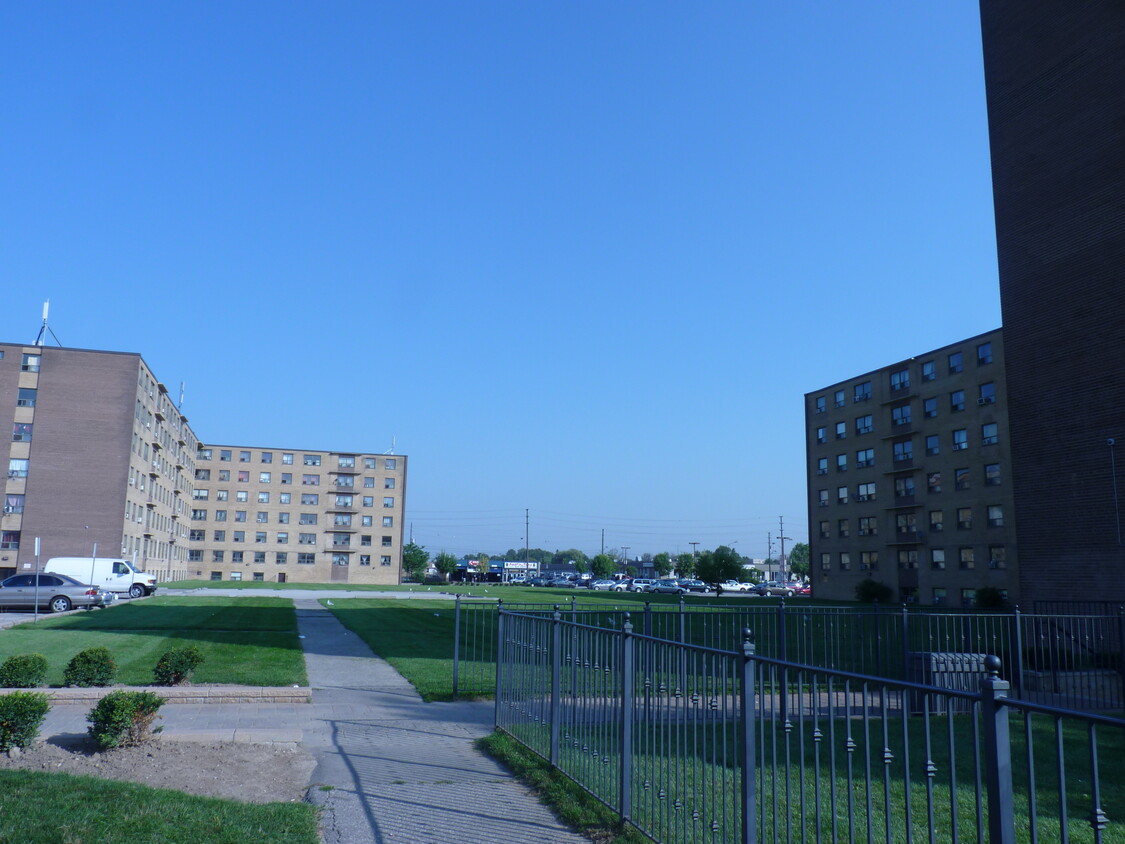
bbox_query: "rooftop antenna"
[34,300,62,347]
[384,435,396,455]
[178,382,185,410]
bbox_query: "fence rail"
[455,597,1125,711]
[495,607,1125,844]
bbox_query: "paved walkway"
[34,596,587,844]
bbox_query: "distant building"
[979,0,1125,606]
[805,329,1016,605]
[1,342,406,584]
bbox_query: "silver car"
[0,573,115,613]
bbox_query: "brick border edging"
[0,685,311,705]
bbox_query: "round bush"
[854,578,894,604]
[87,690,165,749]
[153,646,204,686]
[0,691,50,751]
[0,654,48,688]
[64,647,118,687]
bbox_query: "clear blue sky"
[0,2,1000,561]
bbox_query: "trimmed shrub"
[87,690,165,749]
[0,691,50,751]
[975,586,1007,609]
[153,646,204,686]
[0,654,48,688]
[854,578,894,604]
[64,647,118,688]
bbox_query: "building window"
[191,509,207,520]
[836,454,847,472]
[278,512,290,524]
[959,548,975,570]
[339,456,356,468]
[857,482,876,502]
[988,505,1004,527]
[819,520,830,539]
[12,423,32,443]
[988,546,1006,569]
[276,552,288,564]
[858,516,877,536]
[261,452,273,464]
[255,531,267,543]
[235,491,249,503]
[927,472,942,494]
[948,352,963,374]
[382,516,393,527]
[815,396,826,414]
[897,550,918,570]
[259,472,272,483]
[299,533,316,545]
[0,531,20,550]
[188,550,203,562]
[860,551,878,570]
[299,513,318,525]
[894,477,915,499]
[195,468,211,481]
[855,415,873,435]
[239,451,251,462]
[831,389,845,408]
[332,535,350,548]
[364,457,377,469]
[189,529,205,541]
[890,369,910,392]
[384,477,396,489]
[893,440,913,463]
[218,470,230,482]
[220,450,232,462]
[216,490,229,502]
[978,382,996,405]
[333,554,350,566]
[955,467,970,491]
[364,477,375,488]
[279,493,291,504]
[210,571,222,581]
[282,453,294,465]
[253,571,264,581]
[854,382,872,402]
[896,512,917,536]
[820,553,831,571]
[363,496,374,507]
[931,549,945,570]
[856,448,874,468]
[304,455,321,466]
[383,497,395,508]
[302,474,320,486]
[234,511,247,522]
[360,555,372,566]
[335,494,353,506]
[977,342,993,365]
[984,463,1001,486]
[925,435,940,456]
[981,423,998,446]
[21,353,40,372]
[298,553,315,565]
[212,530,226,542]
[192,489,210,500]
[198,448,213,460]
[237,471,249,483]
[837,486,848,504]
[950,390,965,412]
[816,427,827,445]
[16,388,36,407]
[301,493,319,505]
[214,510,227,522]
[334,514,353,527]
[380,556,392,566]
[892,404,912,427]
[817,457,828,476]
[361,534,372,546]
[281,473,292,485]
[254,552,266,564]
[381,535,393,547]
[929,510,943,532]
[835,421,846,440]
[921,361,935,382]
[385,459,397,471]
[839,552,851,571]
[277,532,289,544]
[233,531,245,543]
[212,551,224,563]
[952,429,968,451]
[921,397,937,420]
[257,493,270,505]
[818,489,828,507]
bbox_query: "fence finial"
[985,654,1002,677]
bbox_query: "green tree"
[401,542,429,581]
[694,545,743,587]
[590,553,617,579]
[674,553,695,578]
[652,552,673,577]
[476,553,490,581]
[433,551,459,583]
[787,543,810,579]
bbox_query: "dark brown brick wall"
[980,1,1125,604]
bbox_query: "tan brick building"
[1,342,407,584]
[805,329,1017,606]
[188,446,406,584]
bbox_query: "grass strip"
[478,730,649,844]
[0,768,319,844]
[0,597,307,687]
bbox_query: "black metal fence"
[454,597,1125,711]
[495,607,1125,844]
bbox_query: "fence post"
[1012,605,1024,699]
[550,606,562,766]
[980,655,1016,844]
[1118,606,1125,701]
[777,599,788,724]
[739,628,757,844]
[679,594,686,642]
[453,594,462,697]
[494,603,506,728]
[901,603,911,683]
[644,601,652,637]
[620,612,635,823]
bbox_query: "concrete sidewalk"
[37,597,586,844]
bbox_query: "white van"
[45,557,157,598]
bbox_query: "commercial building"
[1,342,406,584]
[1,343,199,579]
[805,329,1016,605]
[979,1,1125,605]
[189,446,405,584]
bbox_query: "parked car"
[611,579,632,592]
[649,580,687,595]
[626,579,657,593]
[795,584,812,596]
[525,576,550,587]
[753,580,797,597]
[678,579,709,593]
[548,577,577,588]
[719,580,750,592]
[588,579,617,591]
[0,573,115,613]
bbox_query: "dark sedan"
[0,573,114,613]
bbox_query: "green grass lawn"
[0,597,307,687]
[0,769,318,843]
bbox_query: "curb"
[0,685,311,705]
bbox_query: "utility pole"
[766,532,775,579]
[778,516,792,581]
[601,529,605,556]
[525,508,534,576]
[689,541,699,563]
[621,546,630,573]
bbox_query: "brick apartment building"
[805,329,1016,605]
[1,342,406,584]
